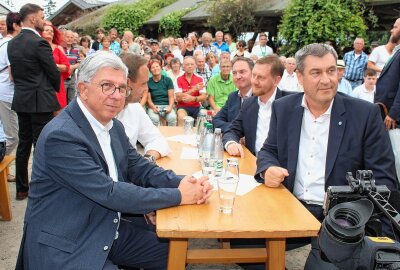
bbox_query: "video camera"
[319,170,400,270]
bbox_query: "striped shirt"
[343,50,368,81]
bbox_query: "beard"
[390,34,400,44]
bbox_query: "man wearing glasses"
[16,51,212,270]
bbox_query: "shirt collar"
[301,95,334,116]
[362,86,376,93]
[258,88,277,106]
[22,27,41,37]
[238,88,252,98]
[77,97,113,136]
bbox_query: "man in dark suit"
[8,4,60,200]
[222,55,290,157]
[16,51,212,270]
[213,57,254,133]
[256,43,397,269]
[375,18,400,180]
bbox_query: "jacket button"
[113,218,118,223]
[103,246,109,251]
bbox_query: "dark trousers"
[15,112,53,193]
[0,141,5,162]
[108,217,168,270]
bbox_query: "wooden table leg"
[0,166,12,221]
[167,239,188,270]
[266,238,285,270]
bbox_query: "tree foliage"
[102,0,177,35]
[159,7,196,37]
[44,0,57,18]
[207,0,256,38]
[278,0,368,56]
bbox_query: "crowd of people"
[0,2,400,270]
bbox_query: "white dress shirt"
[278,70,300,92]
[116,103,171,157]
[293,96,333,205]
[77,97,120,237]
[251,44,273,59]
[255,89,277,155]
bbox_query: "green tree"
[207,0,256,38]
[159,7,196,37]
[44,0,57,18]
[278,0,368,56]
[102,0,176,35]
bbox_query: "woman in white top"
[166,57,184,90]
[117,53,170,160]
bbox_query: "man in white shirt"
[251,32,273,59]
[277,57,300,92]
[256,43,397,269]
[368,39,397,77]
[16,51,213,270]
[117,53,170,161]
[222,55,291,156]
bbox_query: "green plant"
[102,0,177,35]
[207,0,256,38]
[278,0,368,56]
[159,7,196,37]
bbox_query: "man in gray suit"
[16,51,212,270]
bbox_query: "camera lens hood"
[326,199,374,243]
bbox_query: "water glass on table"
[217,176,239,214]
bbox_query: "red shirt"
[176,73,205,108]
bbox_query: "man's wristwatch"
[144,154,156,163]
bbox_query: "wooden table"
[156,127,320,270]
[0,155,15,221]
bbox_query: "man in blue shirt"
[343,37,368,89]
[213,31,230,54]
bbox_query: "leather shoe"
[7,174,15,182]
[16,192,28,200]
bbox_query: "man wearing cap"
[336,59,352,95]
[149,38,164,58]
[343,37,368,89]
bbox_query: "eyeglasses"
[89,82,132,97]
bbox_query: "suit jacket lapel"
[325,94,346,182]
[287,95,304,190]
[67,99,108,167]
[248,98,259,153]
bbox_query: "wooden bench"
[0,155,16,221]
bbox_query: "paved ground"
[0,157,310,270]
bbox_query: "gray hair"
[76,51,128,88]
[295,43,338,73]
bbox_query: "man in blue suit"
[213,57,254,133]
[222,55,291,157]
[375,18,400,180]
[16,52,212,270]
[256,43,397,269]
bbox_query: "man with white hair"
[15,51,212,270]
[213,30,230,53]
[277,57,300,92]
[343,37,368,88]
[196,32,218,56]
[122,30,140,54]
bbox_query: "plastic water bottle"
[198,122,209,158]
[213,128,224,177]
[201,123,216,177]
[195,111,207,144]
